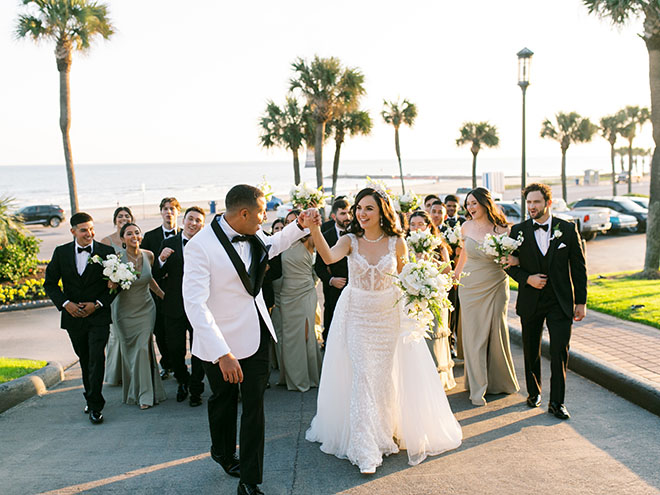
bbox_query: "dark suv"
[16,205,65,227]
[572,197,647,232]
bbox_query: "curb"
[508,323,660,417]
[0,361,64,414]
[0,300,53,313]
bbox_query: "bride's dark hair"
[347,188,403,237]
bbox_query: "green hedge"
[0,233,40,282]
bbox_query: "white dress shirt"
[335,224,345,240]
[533,215,552,256]
[74,240,93,275]
[219,216,251,269]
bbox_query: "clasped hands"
[64,301,97,318]
[298,208,322,229]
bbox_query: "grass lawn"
[0,357,47,384]
[509,272,659,330]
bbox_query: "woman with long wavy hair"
[454,187,520,406]
[305,188,462,474]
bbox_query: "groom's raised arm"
[182,239,231,362]
[261,216,309,258]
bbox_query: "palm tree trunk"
[394,126,405,194]
[292,148,301,185]
[471,152,478,189]
[561,149,568,201]
[57,50,79,215]
[314,121,325,189]
[331,138,342,200]
[610,142,617,196]
[627,139,634,194]
[643,40,660,276]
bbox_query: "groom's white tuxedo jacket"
[183,215,307,361]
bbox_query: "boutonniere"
[549,225,563,242]
[88,254,102,265]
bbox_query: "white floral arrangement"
[478,231,524,265]
[290,182,328,209]
[257,176,273,201]
[407,229,443,256]
[394,191,421,213]
[441,223,463,249]
[394,256,455,343]
[89,254,138,293]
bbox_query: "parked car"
[606,210,638,233]
[266,196,283,211]
[572,197,648,232]
[15,204,65,227]
[627,196,649,210]
[496,201,577,231]
[616,170,643,183]
[551,199,611,241]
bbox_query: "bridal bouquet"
[441,223,463,249]
[395,256,454,343]
[257,176,274,201]
[407,229,443,257]
[478,231,524,265]
[89,254,138,293]
[290,182,328,209]
[393,191,421,213]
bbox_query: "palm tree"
[16,0,114,215]
[290,56,366,190]
[259,98,308,185]
[455,122,500,189]
[540,112,597,201]
[584,1,659,277]
[600,113,626,195]
[618,105,650,194]
[328,110,372,199]
[382,99,418,193]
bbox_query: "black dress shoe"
[548,402,570,420]
[237,481,264,495]
[83,405,89,414]
[189,394,202,407]
[160,369,170,380]
[89,410,104,424]
[176,383,189,402]
[526,395,542,408]
[210,448,240,478]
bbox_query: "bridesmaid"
[113,223,167,409]
[99,206,134,386]
[454,188,519,406]
[279,229,322,392]
[408,211,456,391]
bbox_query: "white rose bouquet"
[89,254,139,293]
[478,231,524,265]
[394,256,455,343]
[441,223,463,250]
[257,176,273,201]
[407,229,443,257]
[290,182,328,209]
[394,191,421,213]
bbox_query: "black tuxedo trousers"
[202,317,271,485]
[166,314,205,396]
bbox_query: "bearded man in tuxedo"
[507,183,587,420]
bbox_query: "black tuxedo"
[445,215,466,228]
[152,233,205,395]
[44,241,117,411]
[141,225,180,371]
[507,217,587,404]
[314,224,348,342]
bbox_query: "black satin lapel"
[211,215,254,297]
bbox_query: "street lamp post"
[517,47,533,221]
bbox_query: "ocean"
[0,156,616,211]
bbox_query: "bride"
[305,187,462,474]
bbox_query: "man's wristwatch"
[296,218,305,231]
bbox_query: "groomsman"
[44,212,117,424]
[430,200,447,230]
[141,197,181,379]
[314,197,351,344]
[507,183,587,419]
[153,206,206,407]
[424,194,441,213]
[444,194,466,227]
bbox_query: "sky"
[0,0,655,167]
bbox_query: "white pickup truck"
[552,199,611,241]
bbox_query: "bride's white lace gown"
[305,234,462,473]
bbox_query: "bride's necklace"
[363,232,384,243]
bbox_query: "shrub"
[0,233,41,282]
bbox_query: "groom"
[183,185,319,495]
[507,183,587,420]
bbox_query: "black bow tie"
[183,238,189,246]
[339,230,347,236]
[533,223,549,232]
[77,245,92,254]
[164,230,175,237]
[232,235,252,243]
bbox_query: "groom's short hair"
[70,212,93,227]
[523,183,552,202]
[226,185,264,212]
